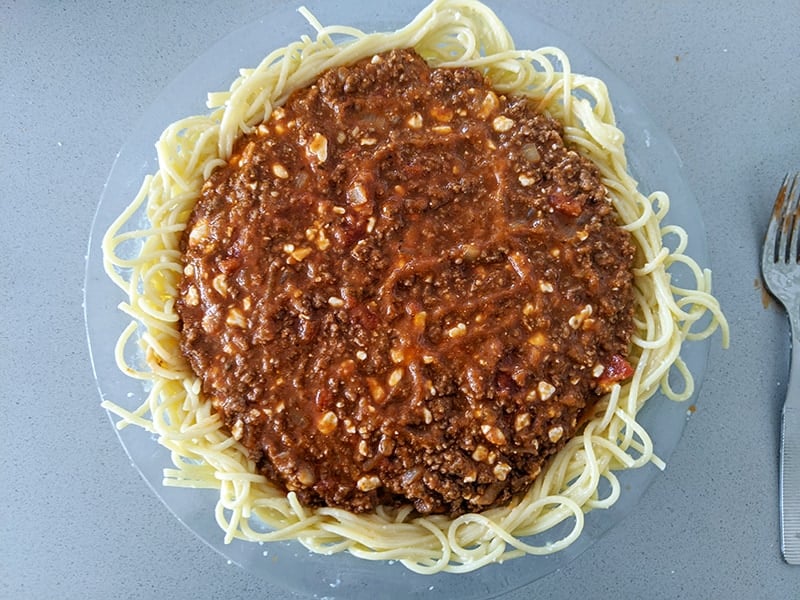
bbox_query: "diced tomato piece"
[314,388,332,411]
[598,354,634,390]
[549,190,583,216]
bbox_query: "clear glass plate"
[84,1,711,598]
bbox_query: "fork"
[762,172,800,565]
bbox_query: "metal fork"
[762,172,800,565]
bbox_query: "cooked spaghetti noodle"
[101,0,728,574]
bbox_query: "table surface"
[3,1,800,598]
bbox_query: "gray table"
[4,1,799,598]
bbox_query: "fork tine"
[775,174,798,263]
[788,174,800,263]
[777,175,794,263]
[766,174,789,264]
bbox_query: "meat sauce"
[177,49,635,515]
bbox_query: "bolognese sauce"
[177,49,635,515]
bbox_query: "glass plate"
[84,1,711,598]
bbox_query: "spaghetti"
[101,0,729,574]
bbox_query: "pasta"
[101,0,728,574]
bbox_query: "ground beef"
[177,49,636,516]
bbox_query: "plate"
[84,1,711,598]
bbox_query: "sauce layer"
[178,49,635,515]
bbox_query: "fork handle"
[782,315,800,564]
